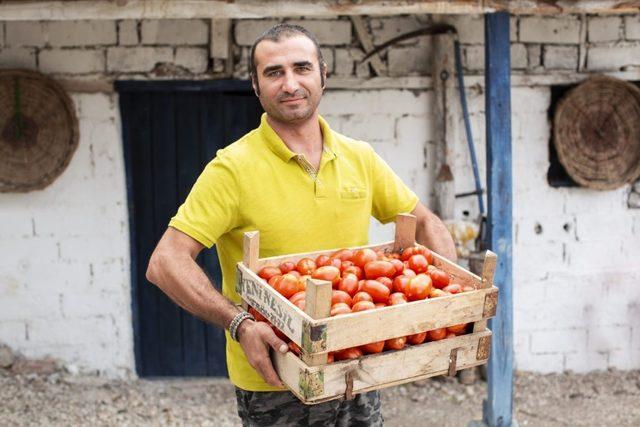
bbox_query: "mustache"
[277,90,308,101]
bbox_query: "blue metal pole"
[483,12,514,427]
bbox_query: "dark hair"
[249,23,326,93]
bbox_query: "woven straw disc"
[0,69,79,192]
[553,75,640,190]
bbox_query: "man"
[146,23,456,426]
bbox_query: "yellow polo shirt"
[169,113,419,391]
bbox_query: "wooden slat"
[236,262,311,344]
[431,250,482,288]
[322,287,497,352]
[276,330,492,404]
[301,279,332,366]
[2,1,638,21]
[350,15,387,77]
[243,231,260,272]
[484,12,515,427]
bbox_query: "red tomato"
[248,306,267,323]
[406,274,433,301]
[352,300,375,312]
[408,254,429,274]
[429,288,448,298]
[327,352,335,363]
[288,341,302,355]
[402,268,417,278]
[297,275,310,292]
[362,280,391,303]
[273,274,299,298]
[385,337,407,351]
[296,258,317,275]
[338,273,359,296]
[268,275,282,287]
[315,254,331,267]
[331,248,354,262]
[293,299,305,311]
[352,249,378,268]
[447,323,467,335]
[400,247,416,261]
[414,244,434,264]
[390,259,404,276]
[427,328,447,341]
[357,280,365,292]
[361,341,385,354]
[392,276,410,294]
[279,261,296,274]
[287,270,301,279]
[342,265,363,280]
[364,260,396,279]
[389,252,401,260]
[258,266,281,281]
[289,291,306,305]
[331,290,353,306]
[428,268,450,289]
[388,292,408,305]
[407,332,427,345]
[271,325,288,341]
[352,292,373,304]
[443,283,462,294]
[374,302,387,309]
[330,302,352,316]
[376,276,393,291]
[312,266,341,287]
[340,260,354,271]
[334,347,363,361]
[375,249,387,260]
[446,332,457,339]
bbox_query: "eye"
[296,65,312,72]
[266,70,283,77]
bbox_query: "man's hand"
[237,320,288,388]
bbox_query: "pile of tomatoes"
[250,244,476,363]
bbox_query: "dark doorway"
[117,80,262,377]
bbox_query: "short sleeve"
[168,154,240,248]
[370,147,420,224]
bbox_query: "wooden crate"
[236,214,498,404]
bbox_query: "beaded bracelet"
[229,311,255,342]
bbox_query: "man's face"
[252,35,326,124]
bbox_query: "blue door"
[117,80,262,376]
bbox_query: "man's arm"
[411,202,457,262]
[146,227,287,387]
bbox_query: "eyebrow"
[262,61,314,75]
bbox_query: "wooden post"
[472,250,497,334]
[482,11,515,427]
[301,278,332,366]
[432,31,456,221]
[393,213,417,252]
[242,231,260,311]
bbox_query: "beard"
[260,88,320,124]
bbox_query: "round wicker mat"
[0,69,79,192]
[553,75,640,190]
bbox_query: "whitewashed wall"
[1,14,640,376]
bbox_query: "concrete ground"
[1,367,639,426]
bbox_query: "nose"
[282,70,300,94]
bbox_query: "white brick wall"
[141,19,208,45]
[520,16,581,44]
[39,49,105,74]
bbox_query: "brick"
[320,90,430,116]
[118,20,139,45]
[461,43,527,71]
[564,351,609,373]
[629,191,640,209]
[141,19,208,45]
[515,351,564,373]
[0,47,37,69]
[625,15,640,40]
[520,16,581,44]
[388,45,430,76]
[0,22,4,47]
[48,20,116,47]
[587,44,640,70]
[175,47,208,73]
[234,19,279,46]
[588,325,632,352]
[6,21,47,46]
[0,291,62,321]
[531,328,587,353]
[106,46,172,72]
[39,49,105,74]
[321,47,334,75]
[28,316,117,347]
[563,186,626,214]
[0,321,28,347]
[543,45,578,70]
[232,46,250,79]
[608,349,640,370]
[588,16,622,43]
[287,19,351,46]
[370,15,430,46]
[527,44,542,70]
[440,14,484,44]
[339,113,396,142]
[74,93,116,121]
[574,212,633,242]
[333,48,364,76]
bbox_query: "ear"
[251,75,260,97]
[321,61,328,90]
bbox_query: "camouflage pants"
[235,388,383,427]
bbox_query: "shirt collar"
[258,113,338,162]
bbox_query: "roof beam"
[0,0,638,21]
